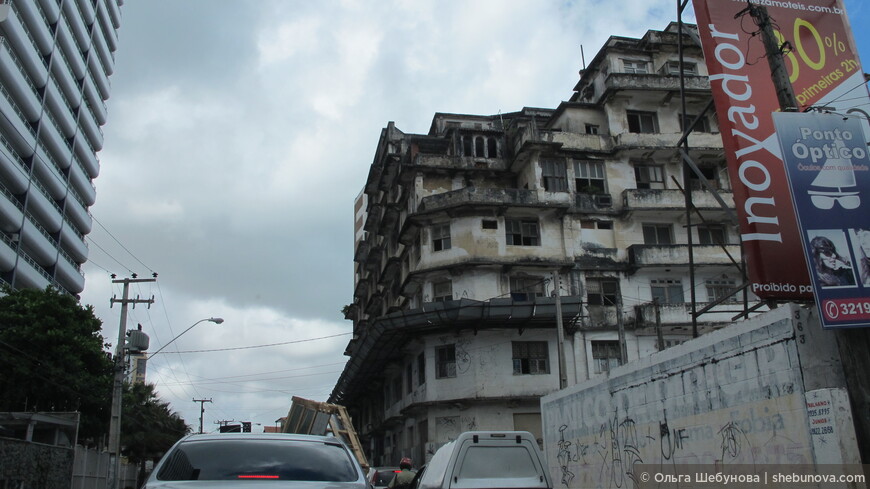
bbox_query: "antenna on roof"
[581,45,586,70]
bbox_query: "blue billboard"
[774,112,870,328]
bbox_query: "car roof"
[177,432,346,444]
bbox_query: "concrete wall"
[540,304,860,489]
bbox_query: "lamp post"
[149,317,225,357]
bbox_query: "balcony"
[82,73,107,123]
[21,217,57,266]
[62,1,90,52]
[603,73,710,94]
[418,187,570,215]
[0,134,30,193]
[69,158,96,205]
[413,153,509,171]
[10,250,52,290]
[0,88,36,157]
[0,40,42,121]
[512,125,611,157]
[87,53,110,100]
[634,301,753,327]
[25,184,63,233]
[0,234,17,272]
[56,17,86,79]
[55,251,85,293]
[59,221,87,263]
[33,144,67,199]
[614,131,723,150]
[628,244,742,268]
[45,78,77,138]
[0,5,49,82]
[36,0,60,24]
[0,186,24,231]
[13,0,53,54]
[623,189,734,219]
[63,193,92,234]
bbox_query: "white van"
[417,431,552,489]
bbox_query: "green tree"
[0,285,113,443]
[121,382,189,481]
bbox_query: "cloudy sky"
[78,0,870,432]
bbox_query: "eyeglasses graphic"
[809,192,861,210]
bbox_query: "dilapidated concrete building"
[331,23,765,466]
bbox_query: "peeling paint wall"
[541,304,860,489]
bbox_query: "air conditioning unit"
[595,194,613,207]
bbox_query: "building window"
[475,136,485,157]
[651,279,684,304]
[512,341,550,375]
[635,164,665,189]
[436,345,456,379]
[592,341,623,374]
[707,279,739,303]
[667,60,697,76]
[680,114,711,133]
[585,124,600,135]
[393,377,402,404]
[575,160,606,194]
[622,59,649,74]
[698,225,727,244]
[406,363,413,393]
[541,158,568,192]
[433,280,452,302]
[688,164,722,190]
[510,276,545,301]
[417,352,425,385]
[506,219,540,246]
[487,137,498,158]
[581,220,613,230]
[626,110,659,133]
[643,224,673,245]
[586,278,618,306]
[462,136,473,156]
[432,224,451,251]
[482,219,498,230]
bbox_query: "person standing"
[387,458,417,489]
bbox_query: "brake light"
[238,475,280,479]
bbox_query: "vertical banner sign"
[693,0,870,300]
[775,112,870,328]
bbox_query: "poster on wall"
[774,112,870,328]
[693,0,870,301]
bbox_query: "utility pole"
[616,292,627,366]
[744,3,799,110]
[552,271,567,389]
[194,398,213,434]
[107,275,156,489]
[654,298,665,352]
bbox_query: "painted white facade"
[334,23,769,468]
[0,0,123,295]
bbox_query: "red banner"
[693,0,869,300]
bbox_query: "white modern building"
[332,23,771,467]
[0,0,122,295]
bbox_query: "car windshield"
[156,438,359,481]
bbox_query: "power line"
[162,332,352,354]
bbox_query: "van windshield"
[456,446,538,479]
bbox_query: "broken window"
[627,110,658,133]
[585,124,600,135]
[432,223,451,251]
[635,164,665,189]
[651,279,684,304]
[698,225,727,245]
[509,276,545,301]
[512,341,549,374]
[622,59,649,74]
[487,137,498,158]
[586,278,619,306]
[541,158,568,192]
[433,280,452,302]
[679,114,711,133]
[417,352,425,385]
[706,279,739,303]
[505,219,540,246]
[575,160,606,194]
[436,344,456,379]
[667,60,697,76]
[592,340,623,374]
[482,219,498,230]
[642,224,673,245]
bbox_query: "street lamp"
[150,317,225,357]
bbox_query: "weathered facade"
[331,23,766,466]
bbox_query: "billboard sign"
[693,0,870,300]
[775,112,870,328]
